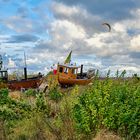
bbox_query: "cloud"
[6,34,39,43]
[129,52,140,59]
[130,34,140,52]
[1,15,47,34]
[54,0,140,20]
[0,0,140,75]
[8,58,16,68]
[33,1,140,74]
[51,2,102,34]
[50,19,87,39]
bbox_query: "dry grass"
[3,78,126,140]
[0,83,7,89]
[9,91,22,100]
[93,130,121,140]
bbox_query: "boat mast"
[0,55,2,70]
[24,51,27,80]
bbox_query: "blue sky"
[0,0,140,75]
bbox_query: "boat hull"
[8,77,43,90]
[58,76,93,86]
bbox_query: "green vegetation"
[73,73,140,139]
[0,73,140,140]
[49,87,63,102]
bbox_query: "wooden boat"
[0,68,43,90]
[0,54,43,90]
[57,63,94,86]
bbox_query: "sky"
[0,0,140,76]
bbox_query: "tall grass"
[0,72,140,140]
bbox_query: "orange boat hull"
[8,77,43,90]
[58,76,93,86]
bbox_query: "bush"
[73,78,140,139]
[0,88,9,98]
[49,87,63,102]
[24,89,38,97]
[35,93,50,115]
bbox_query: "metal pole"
[24,51,27,79]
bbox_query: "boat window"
[0,72,2,77]
[3,72,7,77]
[59,67,63,73]
[77,68,80,73]
[1,72,3,77]
[64,67,68,74]
[72,69,77,74]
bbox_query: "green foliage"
[106,69,111,78]
[95,69,99,78]
[0,90,31,117]
[49,87,63,102]
[119,70,127,78]
[1,73,140,140]
[36,93,50,114]
[46,71,53,76]
[115,70,119,78]
[24,89,38,97]
[0,88,9,98]
[133,73,140,80]
[73,78,140,139]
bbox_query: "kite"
[102,22,111,32]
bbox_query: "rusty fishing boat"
[0,55,43,90]
[0,67,43,90]
[56,51,95,86]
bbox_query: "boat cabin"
[57,63,94,86]
[57,64,80,79]
[57,63,87,79]
[0,70,8,82]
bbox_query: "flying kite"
[102,22,111,32]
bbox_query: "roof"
[0,69,8,72]
[58,63,80,68]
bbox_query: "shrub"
[49,87,63,102]
[73,78,140,139]
[0,88,9,99]
[35,93,50,114]
[24,89,38,97]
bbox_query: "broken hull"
[58,76,93,85]
[8,77,43,90]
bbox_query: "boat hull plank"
[8,77,43,90]
[58,76,93,85]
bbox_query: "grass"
[0,74,140,140]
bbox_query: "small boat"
[0,68,43,90]
[0,54,43,90]
[57,63,95,86]
[56,51,95,86]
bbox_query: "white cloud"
[1,1,140,75]
[51,20,87,40]
[32,3,140,74]
[113,23,126,33]
[1,15,45,33]
[26,57,38,65]
[8,58,16,68]
[52,2,79,17]
[130,35,140,51]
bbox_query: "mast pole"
[24,51,27,79]
[0,55,2,70]
[24,51,27,68]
